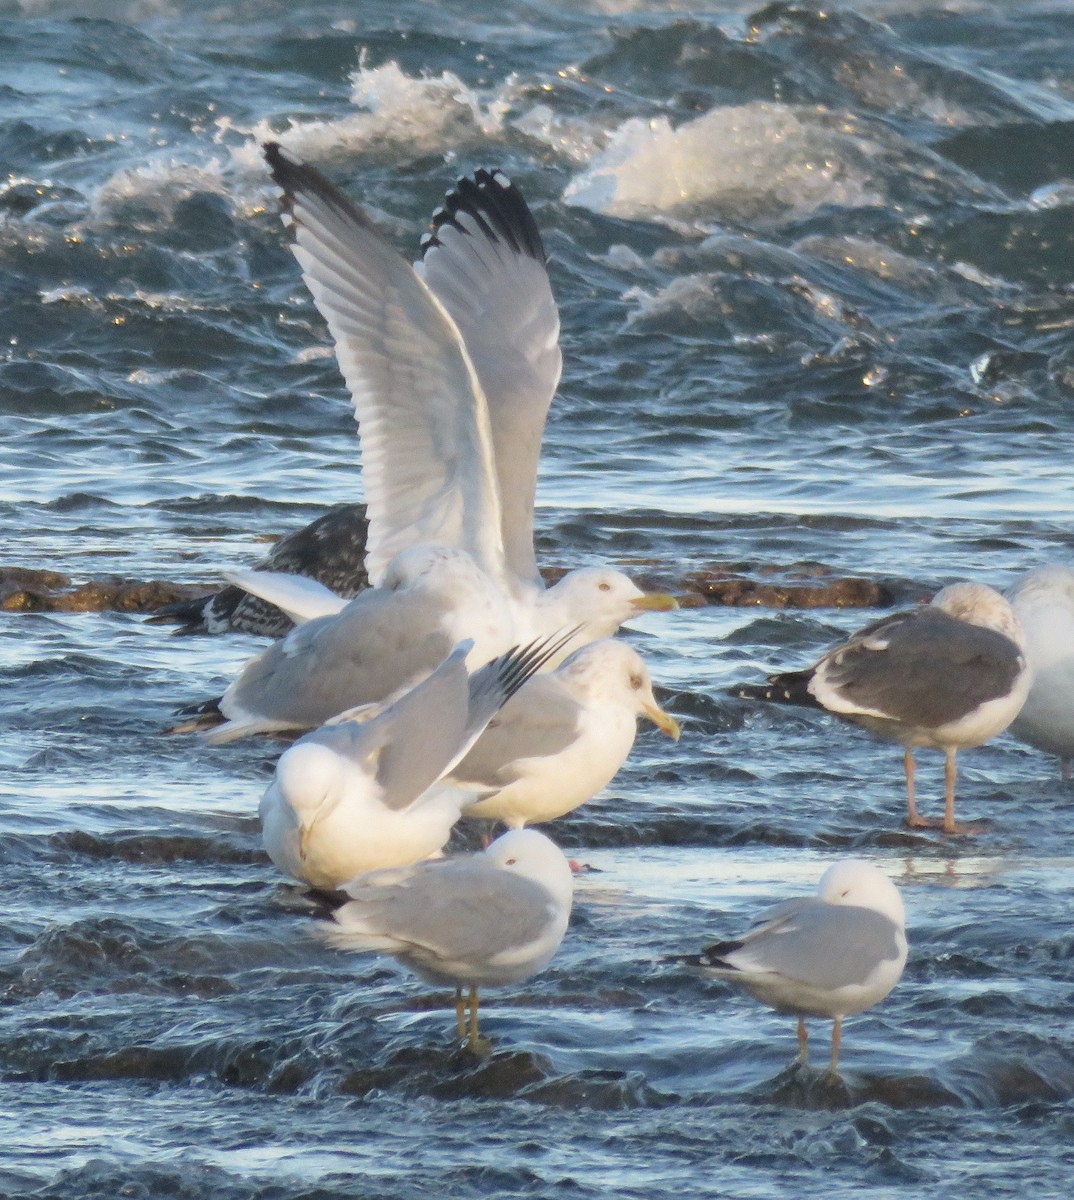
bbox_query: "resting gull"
[452,639,680,830]
[678,859,907,1074]
[1006,565,1074,780]
[322,827,573,1050]
[735,582,1030,833]
[148,503,369,637]
[260,632,572,889]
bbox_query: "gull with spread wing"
[168,153,676,737]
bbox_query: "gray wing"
[417,170,561,593]
[332,856,556,963]
[450,675,583,790]
[721,899,904,990]
[218,587,455,731]
[299,641,474,810]
[814,606,1024,727]
[300,633,575,809]
[263,145,507,592]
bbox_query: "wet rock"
[0,566,205,613]
[680,560,914,608]
[0,560,925,615]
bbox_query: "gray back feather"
[820,606,1023,727]
[733,898,903,990]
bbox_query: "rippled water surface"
[4,0,1074,1196]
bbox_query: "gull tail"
[162,695,224,735]
[667,938,745,974]
[730,669,820,708]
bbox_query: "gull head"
[932,581,1025,648]
[817,859,905,928]
[557,640,680,739]
[273,741,346,860]
[485,828,574,909]
[542,567,678,642]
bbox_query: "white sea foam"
[563,103,893,224]
[87,156,238,226]
[236,59,513,167]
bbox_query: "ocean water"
[3,1,1074,1196]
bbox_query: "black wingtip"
[422,166,546,263]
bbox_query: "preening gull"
[149,503,369,637]
[322,827,573,1049]
[1006,565,1074,780]
[735,582,1030,833]
[679,859,907,1074]
[453,639,680,830]
[261,144,676,649]
[260,633,572,890]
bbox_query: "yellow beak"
[630,592,679,615]
[643,699,681,741]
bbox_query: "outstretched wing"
[263,144,506,591]
[417,169,561,594]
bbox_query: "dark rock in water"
[0,566,202,613]
[680,560,921,608]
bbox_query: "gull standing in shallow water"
[259,633,571,890]
[1005,565,1074,780]
[451,639,681,830]
[679,859,908,1074]
[735,582,1030,833]
[321,828,573,1051]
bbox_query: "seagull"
[1006,565,1074,780]
[321,827,573,1050]
[734,582,1030,833]
[260,632,573,890]
[261,144,677,648]
[679,859,908,1074]
[148,503,369,637]
[452,639,681,830]
[168,153,678,737]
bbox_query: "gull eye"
[505,858,518,866]
[598,582,611,592]
[629,673,643,690]
[840,889,851,898]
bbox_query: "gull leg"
[455,988,467,1039]
[797,1017,809,1067]
[944,748,958,833]
[827,1016,842,1076]
[903,747,922,827]
[466,986,490,1056]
